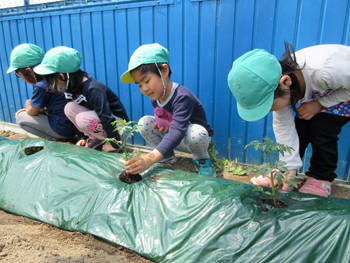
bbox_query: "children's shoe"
[251,175,278,187]
[193,158,216,177]
[299,176,332,197]
[158,150,177,163]
[85,138,104,149]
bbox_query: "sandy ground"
[0,130,349,262]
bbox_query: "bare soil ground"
[0,130,349,262]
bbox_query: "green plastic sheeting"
[1,136,350,262]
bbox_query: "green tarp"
[1,136,350,262]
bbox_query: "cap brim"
[237,92,274,122]
[33,64,56,75]
[7,66,17,74]
[120,70,135,84]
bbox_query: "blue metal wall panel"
[213,0,235,161]
[0,0,349,181]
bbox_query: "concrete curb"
[0,121,39,138]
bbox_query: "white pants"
[138,116,211,160]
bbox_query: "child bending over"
[228,42,350,197]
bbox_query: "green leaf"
[263,191,272,196]
[245,136,296,201]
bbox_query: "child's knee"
[185,125,211,146]
[186,124,209,138]
[138,116,155,132]
[138,115,155,125]
[64,102,76,119]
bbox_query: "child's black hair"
[44,70,89,95]
[276,41,303,113]
[17,64,44,83]
[134,63,172,78]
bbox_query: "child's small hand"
[76,139,86,146]
[154,122,169,133]
[125,156,152,174]
[297,100,322,120]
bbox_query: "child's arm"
[124,149,163,174]
[25,105,42,116]
[273,106,303,171]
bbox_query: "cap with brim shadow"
[7,43,44,74]
[227,49,282,122]
[121,43,169,84]
[34,46,82,75]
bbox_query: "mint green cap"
[7,43,44,74]
[121,43,169,84]
[34,46,82,75]
[227,49,282,122]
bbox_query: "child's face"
[16,68,37,85]
[131,70,164,100]
[270,77,291,112]
[270,94,290,112]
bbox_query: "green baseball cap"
[121,43,169,84]
[227,49,282,122]
[7,43,44,74]
[34,46,82,75]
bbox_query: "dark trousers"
[295,113,350,182]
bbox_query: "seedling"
[223,159,248,176]
[245,137,297,205]
[105,120,143,184]
[105,120,142,161]
[208,142,224,174]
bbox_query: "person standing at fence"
[120,43,215,176]
[227,42,350,197]
[7,43,75,141]
[34,46,129,152]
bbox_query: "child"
[33,46,129,152]
[120,43,215,176]
[7,43,75,141]
[227,42,350,197]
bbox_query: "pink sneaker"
[251,175,278,187]
[299,177,331,197]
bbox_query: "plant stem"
[268,154,277,205]
[123,135,128,162]
[271,171,276,205]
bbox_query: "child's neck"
[158,80,173,104]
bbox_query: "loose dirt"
[0,130,349,262]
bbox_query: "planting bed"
[0,130,349,262]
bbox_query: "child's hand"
[124,149,163,174]
[297,100,322,120]
[76,139,86,146]
[154,122,169,133]
[125,156,152,174]
[15,109,26,118]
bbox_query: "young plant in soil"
[208,142,224,174]
[223,158,248,176]
[105,120,143,184]
[245,137,297,207]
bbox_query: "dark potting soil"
[261,199,288,209]
[119,170,142,184]
[24,146,44,156]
